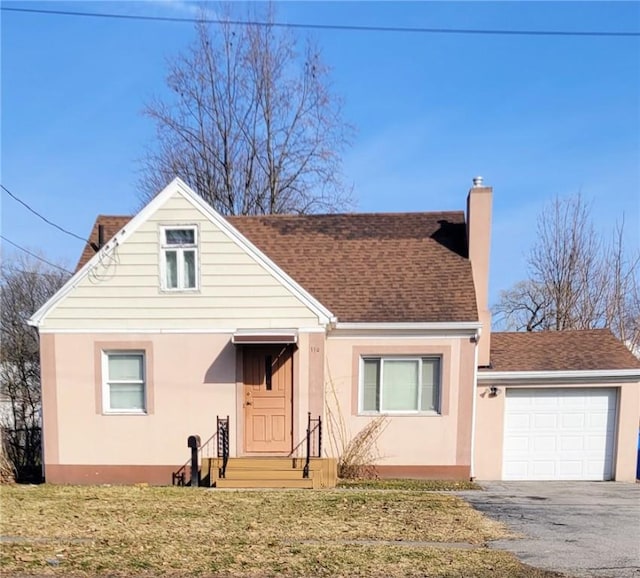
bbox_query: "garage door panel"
[503,388,617,481]
[533,436,557,451]
[504,436,530,452]
[560,436,584,451]
[560,412,585,429]
[534,413,558,429]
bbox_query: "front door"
[243,346,293,453]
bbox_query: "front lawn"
[0,484,562,577]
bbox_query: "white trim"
[159,224,199,292]
[101,350,147,415]
[335,322,481,331]
[37,327,326,335]
[29,178,335,328]
[328,333,479,340]
[477,368,640,384]
[358,354,442,415]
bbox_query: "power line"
[0,235,72,274]
[2,6,639,38]
[1,184,89,243]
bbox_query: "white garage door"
[503,388,617,481]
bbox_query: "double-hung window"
[161,227,198,290]
[361,356,441,414]
[103,352,146,414]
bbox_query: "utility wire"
[0,235,73,274]
[1,184,89,244]
[2,6,639,37]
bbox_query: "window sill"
[102,410,148,416]
[357,411,441,417]
[159,287,200,294]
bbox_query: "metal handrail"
[217,415,229,479]
[171,415,230,485]
[302,413,322,479]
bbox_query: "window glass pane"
[108,354,143,381]
[421,358,440,412]
[165,250,178,288]
[382,360,418,411]
[109,383,144,410]
[183,250,196,288]
[362,359,380,411]
[165,229,195,245]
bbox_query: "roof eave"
[477,368,640,384]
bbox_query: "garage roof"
[484,329,640,372]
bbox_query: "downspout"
[469,327,481,481]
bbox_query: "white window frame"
[102,351,147,415]
[359,356,441,415]
[160,225,199,291]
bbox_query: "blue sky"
[2,1,639,310]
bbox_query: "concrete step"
[215,478,314,489]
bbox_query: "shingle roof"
[76,215,131,272]
[484,330,640,372]
[228,212,477,323]
[75,211,478,323]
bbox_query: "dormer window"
[161,226,198,290]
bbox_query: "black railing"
[171,415,230,486]
[303,413,322,479]
[217,415,229,479]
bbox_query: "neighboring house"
[29,178,640,485]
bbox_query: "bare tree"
[0,256,69,481]
[495,194,640,353]
[140,3,352,215]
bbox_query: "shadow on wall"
[203,341,236,384]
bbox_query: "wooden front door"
[243,346,293,453]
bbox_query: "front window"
[103,352,146,413]
[361,356,441,413]
[161,227,197,290]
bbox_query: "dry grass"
[337,478,480,491]
[0,485,562,577]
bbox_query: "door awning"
[231,330,298,345]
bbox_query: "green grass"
[0,484,562,577]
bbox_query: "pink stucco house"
[30,178,640,486]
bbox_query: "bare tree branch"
[139,3,353,215]
[494,194,640,355]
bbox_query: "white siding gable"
[39,186,328,331]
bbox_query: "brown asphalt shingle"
[228,212,477,323]
[76,211,478,323]
[75,215,131,272]
[484,329,640,372]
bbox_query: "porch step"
[220,458,312,470]
[215,478,314,489]
[201,457,338,489]
[224,468,310,480]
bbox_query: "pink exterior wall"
[474,380,640,481]
[41,331,320,484]
[324,335,476,478]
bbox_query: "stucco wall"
[43,192,322,331]
[42,331,324,483]
[474,380,640,481]
[324,335,476,476]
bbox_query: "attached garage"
[474,330,640,483]
[502,387,617,481]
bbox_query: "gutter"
[469,328,480,480]
[477,368,640,384]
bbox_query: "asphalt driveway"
[458,482,640,578]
